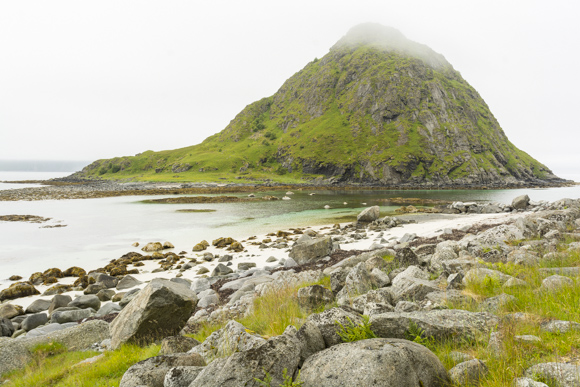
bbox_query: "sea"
[1,171,580,283]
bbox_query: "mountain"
[78,24,562,187]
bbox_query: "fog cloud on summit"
[1,1,578,180]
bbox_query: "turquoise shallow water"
[1,172,579,280]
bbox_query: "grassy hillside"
[79,25,558,186]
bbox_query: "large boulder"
[336,263,373,302]
[0,303,24,319]
[116,275,142,290]
[389,277,440,303]
[142,242,164,252]
[48,294,72,316]
[190,326,302,387]
[0,317,15,337]
[68,295,101,310]
[21,313,49,332]
[189,320,266,363]
[370,309,499,341]
[119,353,205,387]
[357,206,380,223]
[25,299,51,314]
[110,279,198,349]
[164,366,205,387]
[297,285,334,310]
[300,338,451,387]
[512,195,531,210]
[288,236,334,265]
[302,307,364,348]
[0,283,39,301]
[159,336,200,356]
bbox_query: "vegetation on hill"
[78,24,560,186]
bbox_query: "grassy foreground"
[2,239,580,386]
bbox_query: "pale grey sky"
[1,1,578,180]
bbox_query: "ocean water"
[1,171,580,281]
[0,171,72,191]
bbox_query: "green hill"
[78,24,561,187]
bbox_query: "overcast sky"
[1,1,578,180]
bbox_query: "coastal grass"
[190,276,333,343]
[435,239,580,386]
[1,343,160,387]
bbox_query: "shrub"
[336,315,376,342]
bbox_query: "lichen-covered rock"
[449,359,489,386]
[357,206,380,223]
[110,279,197,349]
[297,285,334,310]
[525,362,580,387]
[141,242,164,252]
[300,338,451,387]
[189,320,266,363]
[159,336,200,355]
[370,309,499,341]
[289,236,334,265]
[63,266,87,277]
[119,353,205,387]
[303,307,363,348]
[190,326,302,387]
[0,283,40,301]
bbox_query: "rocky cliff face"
[80,23,562,187]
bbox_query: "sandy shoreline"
[0,210,525,310]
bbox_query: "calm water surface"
[1,171,579,280]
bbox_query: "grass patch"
[2,343,160,387]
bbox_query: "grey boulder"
[289,236,334,265]
[116,275,142,290]
[21,313,48,332]
[159,335,200,355]
[297,285,334,310]
[303,307,363,348]
[190,326,302,387]
[357,206,380,223]
[68,295,101,310]
[512,194,530,209]
[164,366,205,387]
[448,359,489,386]
[25,299,51,314]
[119,353,205,387]
[0,317,15,337]
[110,279,198,349]
[300,338,451,387]
[525,362,580,387]
[370,309,499,341]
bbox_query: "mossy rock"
[29,272,44,285]
[43,268,64,278]
[0,283,40,301]
[63,266,87,277]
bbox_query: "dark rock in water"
[0,317,15,337]
[0,283,40,301]
[159,335,200,355]
[119,353,205,387]
[25,299,51,314]
[110,279,198,349]
[300,338,451,387]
